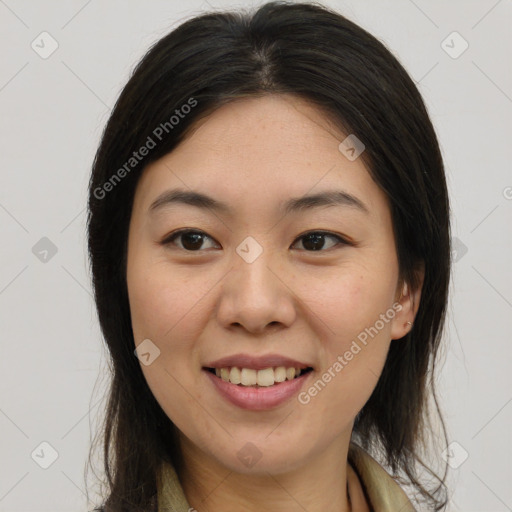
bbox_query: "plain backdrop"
[1,0,511,510]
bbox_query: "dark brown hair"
[86,2,451,510]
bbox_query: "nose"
[215,245,296,334]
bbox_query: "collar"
[156,441,416,511]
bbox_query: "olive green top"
[156,441,416,511]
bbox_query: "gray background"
[1,0,511,510]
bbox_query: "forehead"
[132,94,387,220]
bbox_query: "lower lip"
[203,369,313,411]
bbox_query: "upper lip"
[203,353,314,371]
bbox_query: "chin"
[208,438,311,476]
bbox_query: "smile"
[202,366,314,410]
[205,366,314,387]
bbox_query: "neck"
[179,432,353,512]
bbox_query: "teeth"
[229,367,241,384]
[241,368,257,386]
[212,366,309,387]
[274,366,287,383]
[257,368,274,387]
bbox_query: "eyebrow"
[148,188,370,216]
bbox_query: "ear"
[390,264,425,340]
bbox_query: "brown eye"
[163,229,219,251]
[292,231,349,252]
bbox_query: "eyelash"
[161,229,351,253]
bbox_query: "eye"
[291,231,349,252]
[162,229,349,253]
[162,229,219,251]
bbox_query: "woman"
[87,2,451,510]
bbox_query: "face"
[126,94,418,475]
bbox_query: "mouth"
[203,366,314,388]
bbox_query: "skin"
[126,94,423,512]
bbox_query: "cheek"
[128,257,212,345]
[296,268,394,398]
[299,267,395,343]
[127,257,205,398]
[128,258,215,437]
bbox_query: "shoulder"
[348,442,417,512]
